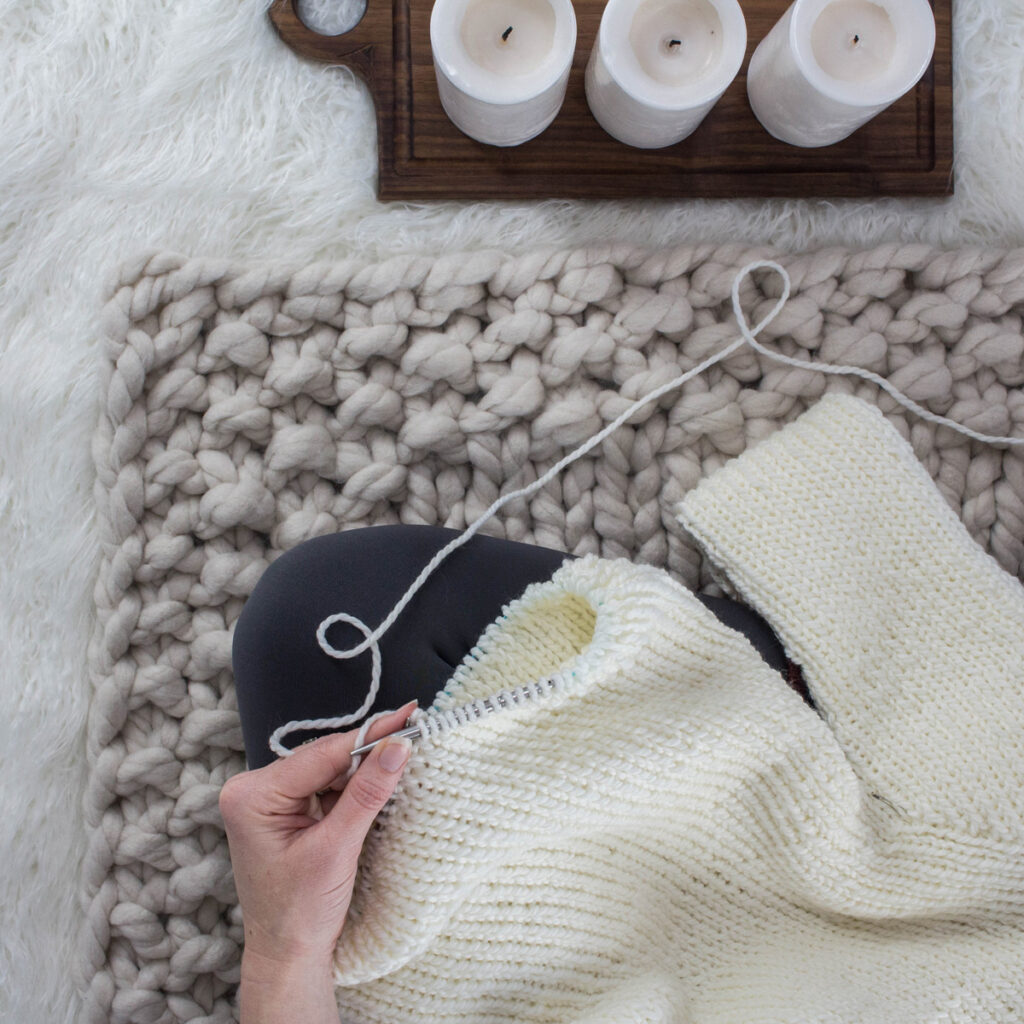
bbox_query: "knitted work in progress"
[335,395,1024,1023]
[83,244,1024,1024]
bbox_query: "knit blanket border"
[80,243,1024,1024]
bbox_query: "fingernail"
[378,737,412,773]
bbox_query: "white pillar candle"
[430,0,576,147]
[747,0,936,148]
[585,0,746,149]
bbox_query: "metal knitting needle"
[350,723,425,758]
[350,688,538,758]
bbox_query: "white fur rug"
[2,2,1024,1022]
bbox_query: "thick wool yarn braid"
[83,244,1024,1024]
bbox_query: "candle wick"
[852,33,860,45]
[668,38,682,49]
[502,25,513,42]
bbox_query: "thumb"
[326,736,413,853]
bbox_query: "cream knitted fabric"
[332,394,1024,1024]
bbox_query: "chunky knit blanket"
[82,244,1024,1024]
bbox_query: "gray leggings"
[232,525,805,769]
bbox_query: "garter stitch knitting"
[332,395,1024,1024]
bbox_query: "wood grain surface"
[268,0,953,201]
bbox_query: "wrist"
[241,916,339,972]
[240,948,339,1024]
[241,945,334,979]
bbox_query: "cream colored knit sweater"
[333,394,1024,1024]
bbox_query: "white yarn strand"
[271,260,1024,757]
[268,612,382,758]
[730,268,1024,450]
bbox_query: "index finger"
[269,702,418,803]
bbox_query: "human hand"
[220,702,416,1008]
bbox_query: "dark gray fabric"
[233,525,797,769]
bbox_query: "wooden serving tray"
[269,0,952,201]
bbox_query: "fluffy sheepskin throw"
[81,244,1024,1023]
[332,394,1024,1024]
[9,4,1024,1022]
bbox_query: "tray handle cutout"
[268,0,390,84]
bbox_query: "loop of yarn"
[267,612,381,759]
[273,261,1023,760]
